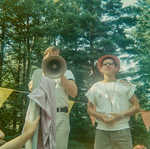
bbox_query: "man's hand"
[87,101,125,126]
[88,102,113,124]
[91,112,124,126]
[28,80,33,91]
[99,114,112,123]
[100,113,124,126]
[110,113,124,121]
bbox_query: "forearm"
[0,132,32,149]
[122,105,140,117]
[88,110,104,121]
[122,95,140,117]
[61,76,78,97]
[0,130,5,139]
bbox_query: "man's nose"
[106,64,111,66]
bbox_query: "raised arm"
[0,129,5,139]
[0,117,40,149]
[61,75,78,98]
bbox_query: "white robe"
[24,69,56,149]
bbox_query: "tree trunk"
[0,25,5,86]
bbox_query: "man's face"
[99,58,118,75]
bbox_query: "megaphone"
[42,56,67,79]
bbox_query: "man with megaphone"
[43,46,78,149]
[27,46,78,149]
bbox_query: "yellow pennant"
[53,0,60,3]
[0,87,14,108]
[68,100,75,114]
[141,111,150,131]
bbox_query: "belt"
[57,106,68,113]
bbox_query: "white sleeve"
[31,69,43,89]
[64,70,75,80]
[128,83,136,100]
[85,86,96,105]
[31,69,42,80]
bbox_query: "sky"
[122,0,137,7]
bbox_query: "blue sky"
[122,0,137,7]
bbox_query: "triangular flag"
[53,0,59,3]
[68,100,75,114]
[0,87,14,108]
[141,111,150,131]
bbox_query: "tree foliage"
[0,0,149,148]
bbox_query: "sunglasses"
[102,62,115,66]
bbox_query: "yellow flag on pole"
[0,87,14,108]
[141,111,150,131]
[53,0,60,3]
[68,100,75,114]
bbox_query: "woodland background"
[0,0,150,148]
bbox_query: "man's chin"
[105,71,116,75]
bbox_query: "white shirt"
[55,70,75,108]
[86,80,136,131]
[31,69,43,90]
[31,69,75,108]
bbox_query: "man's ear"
[115,66,119,73]
[97,63,101,72]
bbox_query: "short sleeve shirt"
[55,70,75,108]
[86,80,136,131]
[31,69,43,90]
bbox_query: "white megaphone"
[42,56,67,79]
